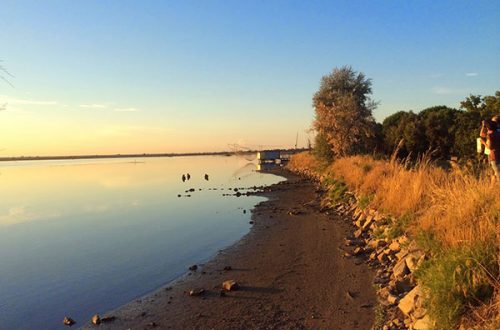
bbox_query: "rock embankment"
[335,200,432,330]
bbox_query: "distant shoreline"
[0,148,308,162]
[0,151,241,162]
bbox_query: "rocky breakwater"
[335,200,432,330]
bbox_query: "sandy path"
[84,173,375,330]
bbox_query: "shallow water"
[0,155,285,329]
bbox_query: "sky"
[0,0,499,156]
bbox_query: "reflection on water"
[0,156,285,330]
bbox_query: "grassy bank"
[288,152,499,329]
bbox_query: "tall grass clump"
[416,241,498,329]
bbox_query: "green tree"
[313,66,376,158]
[313,132,334,163]
[382,111,427,158]
[419,106,459,159]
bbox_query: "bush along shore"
[287,152,499,330]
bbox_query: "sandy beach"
[84,171,376,330]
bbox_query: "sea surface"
[0,155,285,329]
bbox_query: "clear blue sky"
[0,0,499,155]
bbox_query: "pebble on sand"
[63,316,75,326]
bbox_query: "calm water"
[0,155,285,330]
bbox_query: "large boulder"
[398,285,422,316]
[393,258,410,278]
[413,315,432,329]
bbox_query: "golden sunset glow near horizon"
[1,1,498,157]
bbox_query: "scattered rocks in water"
[243,209,246,214]
[188,264,198,271]
[204,174,209,181]
[63,316,75,326]
[188,188,195,192]
[177,194,181,198]
[249,220,254,224]
[182,175,186,182]
[222,280,239,291]
[188,288,205,296]
[91,314,101,325]
[235,192,242,197]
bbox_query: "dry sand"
[84,172,376,330]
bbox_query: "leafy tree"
[382,111,427,157]
[460,92,500,120]
[313,66,376,158]
[419,106,459,159]
[313,132,334,163]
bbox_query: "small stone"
[101,316,116,323]
[393,259,410,278]
[188,264,198,271]
[353,247,365,255]
[63,316,75,326]
[353,229,364,238]
[189,288,205,296]
[91,314,101,325]
[222,280,239,291]
[377,251,388,263]
[394,277,413,294]
[223,266,232,271]
[387,293,398,305]
[413,315,432,330]
[388,241,401,252]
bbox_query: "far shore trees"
[313,66,377,159]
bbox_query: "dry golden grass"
[287,151,323,178]
[292,153,499,248]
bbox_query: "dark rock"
[189,264,198,271]
[63,316,75,326]
[222,280,239,291]
[189,288,205,296]
[223,266,232,271]
[101,316,116,323]
[91,314,101,325]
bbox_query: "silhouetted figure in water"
[182,174,186,182]
[204,174,209,181]
[186,173,191,180]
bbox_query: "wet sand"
[84,172,376,329]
